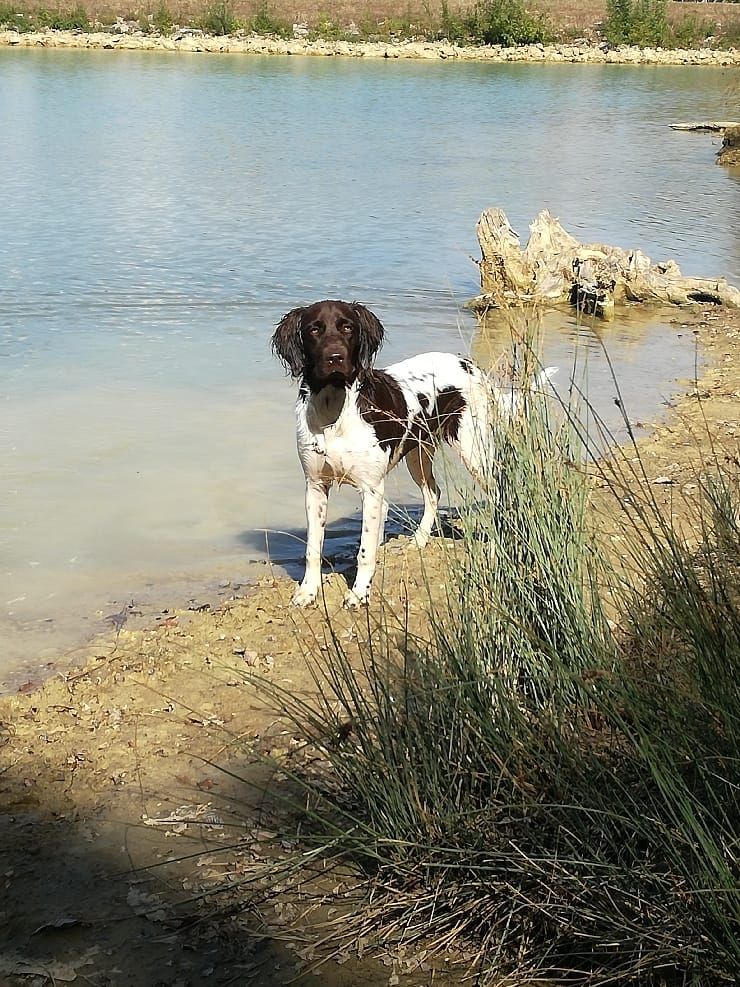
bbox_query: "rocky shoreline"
[1,28,739,65]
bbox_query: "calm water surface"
[1,49,738,686]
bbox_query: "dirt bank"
[1,28,739,64]
[1,305,738,985]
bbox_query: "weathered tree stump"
[717,125,740,167]
[469,207,740,319]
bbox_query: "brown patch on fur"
[357,371,409,454]
[359,377,467,457]
[429,386,466,441]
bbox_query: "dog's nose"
[327,352,344,365]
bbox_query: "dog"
[272,300,556,608]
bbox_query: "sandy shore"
[1,28,739,64]
[1,304,739,983]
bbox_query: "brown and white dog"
[272,300,555,608]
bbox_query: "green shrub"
[36,5,90,31]
[668,13,718,49]
[353,15,419,42]
[246,2,289,37]
[0,3,32,30]
[200,0,236,36]
[151,2,173,35]
[468,0,552,46]
[604,0,669,46]
[438,0,469,43]
[310,13,348,41]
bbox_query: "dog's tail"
[534,365,559,390]
[492,365,559,418]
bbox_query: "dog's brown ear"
[351,302,385,371]
[272,306,306,377]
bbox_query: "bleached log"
[670,121,739,132]
[470,207,740,319]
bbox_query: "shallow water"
[1,49,738,687]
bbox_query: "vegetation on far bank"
[1,0,740,48]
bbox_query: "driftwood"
[670,121,739,133]
[469,207,740,320]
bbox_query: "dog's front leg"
[293,479,329,607]
[344,485,387,609]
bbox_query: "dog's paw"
[343,588,368,610]
[411,529,430,550]
[292,584,319,607]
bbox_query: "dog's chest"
[297,389,388,486]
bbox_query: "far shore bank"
[2,28,739,64]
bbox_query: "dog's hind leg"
[452,390,493,484]
[406,442,441,549]
[453,368,558,484]
[377,496,389,549]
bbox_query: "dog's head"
[271,300,385,390]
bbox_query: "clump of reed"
[245,361,739,983]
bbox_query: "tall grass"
[244,362,739,982]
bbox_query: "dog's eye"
[339,323,353,334]
[307,325,321,335]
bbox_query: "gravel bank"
[1,28,739,64]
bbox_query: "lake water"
[1,49,738,688]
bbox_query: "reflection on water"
[0,49,735,687]
[474,305,700,439]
